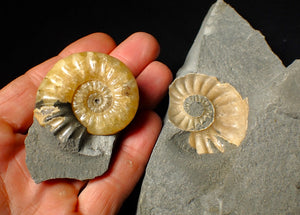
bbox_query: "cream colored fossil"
[34,52,139,146]
[168,73,248,154]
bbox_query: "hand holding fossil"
[0,32,172,215]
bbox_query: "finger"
[58,32,116,58]
[0,33,116,133]
[109,32,160,76]
[137,61,173,109]
[78,111,161,215]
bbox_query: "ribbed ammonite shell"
[168,73,248,154]
[34,52,139,151]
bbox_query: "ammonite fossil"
[168,73,248,154]
[34,52,139,152]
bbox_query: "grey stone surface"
[137,0,300,214]
[25,119,116,183]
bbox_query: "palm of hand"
[0,33,172,215]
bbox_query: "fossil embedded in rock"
[34,52,139,149]
[168,73,248,154]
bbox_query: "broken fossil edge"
[25,52,139,183]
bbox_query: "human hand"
[0,32,172,214]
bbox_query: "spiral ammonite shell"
[168,73,248,154]
[34,52,139,151]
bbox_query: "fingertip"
[137,61,173,109]
[59,32,117,57]
[110,32,160,75]
[124,32,160,56]
[131,32,161,58]
[147,60,173,85]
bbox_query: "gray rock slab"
[137,0,300,214]
[25,119,116,183]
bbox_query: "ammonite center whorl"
[73,80,113,113]
[168,73,248,154]
[183,95,215,130]
[34,52,139,149]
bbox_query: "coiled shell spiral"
[34,52,139,151]
[168,73,248,154]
